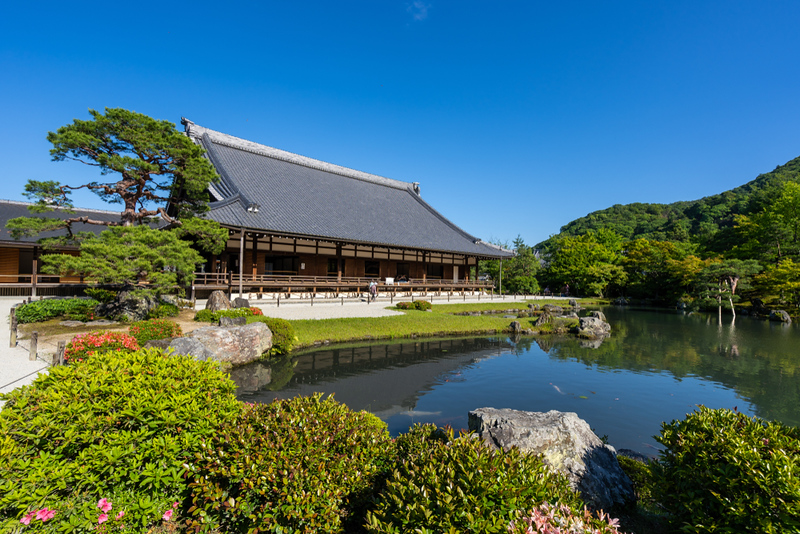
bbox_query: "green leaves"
[14,298,99,323]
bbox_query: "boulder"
[572,316,611,339]
[145,337,214,361]
[542,304,564,315]
[612,297,628,306]
[509,321,522,334]
[206,290,232,312]
[590,310,607,322]
[220,316,247,327]
[233,297,250,309]
[186,322,272,365]
[569,299,580,309]
[770,310,792,323]
[97,290,158,322]
[468,408,634,511]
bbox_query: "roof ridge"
[183,119,411,191]
[0,199,123,216]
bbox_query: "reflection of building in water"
[234,337,511,419]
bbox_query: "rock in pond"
[146,322,272,366]
[770,310,792,323]
[468,407,634,511]
[572,316,611,339]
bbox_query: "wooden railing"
[192,272,493,289]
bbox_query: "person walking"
[369,280,378,301]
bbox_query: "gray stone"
[509,321,522,333]
[220,316,247,327]
[206,290,232,312]
[468,408,634,511]
[612,297,628,306]
[85,320,116,327]
[97,291,158,322]
[59,320,85,327]
[186,322,272,366]
[572,316,612,339]
[542,304,564,315]
[146,337,215,361]
[770,310,792,323]
[569,299,580,308]
[504,314,517,319]
[233,297,250,309]
[590,310,607,322]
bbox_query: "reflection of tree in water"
[548,307,800,426]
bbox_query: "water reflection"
[233,308,800,455]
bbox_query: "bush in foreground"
[654,406,800,533]
[128,318,183,346]
[395,300,432,311]
[246,316,297,355]
[365,424,582,533]
[186,394,394,533]
[64,330,140,363]
[0,348,241,532]
[14,298,99,323]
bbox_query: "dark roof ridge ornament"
[412,182,420,195]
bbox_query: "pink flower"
[173,501,179,509]
[162,509,173,521]
[97,498,113,512]
[98,513,109,524]
[21,512,34,525]
[36,508,56,522]
[116,511,125,520]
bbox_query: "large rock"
[542,304,564,315]
[97,291,158,322]
[612,297,628,306]
[509,321,522,334]
[770,310,792,323]
[146,322,273,366]
[186,322,272,365]
[468,408,634,511]
[590,310,607,322]
[233,297,251,309]
[572,316,612,339]
[206,290,232,312]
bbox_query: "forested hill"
[537,154,800,250]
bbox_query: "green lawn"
[291,299,592,348]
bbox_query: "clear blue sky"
[2,1,799,247]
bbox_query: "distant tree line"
[483,156,800,314]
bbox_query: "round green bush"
[146,302,180,319]
[654,406,800,533]
[14,297,99,323]
[186,394,394,534]
[128,318,183,346]
[194,307,256,323]
[0,349,241,532]
[247,315,297,355]
[84,287,117,304]
[365,424,582,534]
[413,300,432,311]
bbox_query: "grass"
[290,299,591,348]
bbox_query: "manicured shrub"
[84,287,117,304]
[146,302,180,319]
[508,502,624,534]
[654,406,800,533]
[413,300,432,311]
[129,318,183,346]
[186,394,394,534]
[246,316,297,355]
[193,307,257,323]
[395,300,432,311]
[63,330,140,363]
[14,297,99,323]
[365,424,582,534]
[0,348,241,533]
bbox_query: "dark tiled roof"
[0,200,123,245]
[184,120,511,258]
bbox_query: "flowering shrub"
[128,319,183,346]
[187,394,394,533]
[0,348,241,532]
[365,424,582,533]
[249,306,263,316]
[508,502,624,534]
[64,331,140,363]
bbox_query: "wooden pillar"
[422,251,427,283]
[31,247,38,298]
[238,228,244,298]
[336,244,342,282]
[252,234,259,278]
[29,332,38,361]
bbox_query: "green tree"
[622,238,687,301]
[41,226,203,293]
[696,259,761,317]
[544,229,626,297]
[503,236,541,295]
[755,259,800,309]
[7,107,221,241]
[732,181,800,265]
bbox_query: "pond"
[232,307,800,455]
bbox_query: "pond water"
[232,307,800,455]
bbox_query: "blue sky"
[2,1,799,247]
